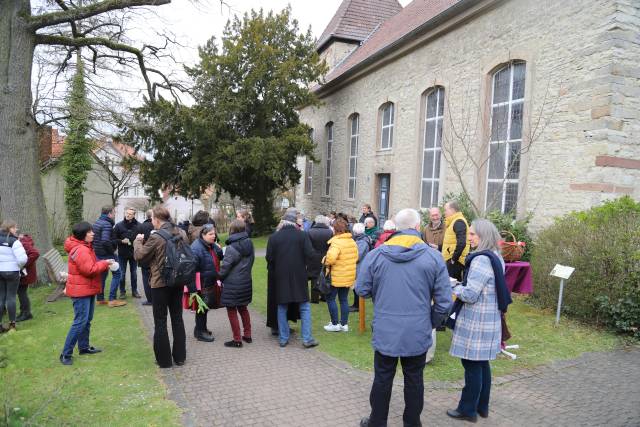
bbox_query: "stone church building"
[294,0,639,229]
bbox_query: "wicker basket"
[500,231,525,262]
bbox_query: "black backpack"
[156,229,197,289]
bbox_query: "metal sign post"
[550,264,575,326]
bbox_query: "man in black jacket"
[266,212,318,348]
[359,204,378,228]
[113,207,141,299]
[93,206,126,307]
[306,215,334,303]
[137,209,154,305]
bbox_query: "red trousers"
[226,306,251,341]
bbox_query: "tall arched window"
[379,102,395,149]
[304,128,314,195]
[348,114,359,199]
[420,87,444,208]
[325,122,333,196]
[486,61,525,214]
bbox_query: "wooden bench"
[42,248,68,302]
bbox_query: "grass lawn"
[0,286,181,426]
[251,259,622,382]
[218,233,268,250]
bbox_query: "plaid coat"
[449,253,503,361]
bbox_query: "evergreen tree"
[126,8,326,233]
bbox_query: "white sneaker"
[324,322,342,332]
[340,324,349,332]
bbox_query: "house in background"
[39,127,113,242]
[295,0,640,229]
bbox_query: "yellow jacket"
[442,212,470,264]
[324,232,358,287]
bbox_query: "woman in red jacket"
[16,234,40,322]
[60,222,114,366]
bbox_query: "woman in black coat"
[190,224,223,342]
[306,216,334,303]
[220,220,255,348]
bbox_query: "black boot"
[195,331,214,342]
[16,312,33,322]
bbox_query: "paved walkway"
[135,301,640,427]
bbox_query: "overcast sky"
[140,0,412,69]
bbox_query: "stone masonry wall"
[296,0,640,231]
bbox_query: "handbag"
[314,265,332,295]
[445,298,463,330]
[201,281,223,310]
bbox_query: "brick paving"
[135,298,640,427]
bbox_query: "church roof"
[317,0,403,52]
[318,0,463,91]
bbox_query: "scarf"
[462,250,512,313]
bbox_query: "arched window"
[348,114,359,199]
[486,61,525,214]
[304,128,314,195]
[324,122,333,196]
[379,102,395,149]
[420,87,444,208]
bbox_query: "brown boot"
[8,322,16,331]
[0,324,7,333]
[108,300,127,308]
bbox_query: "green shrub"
[529,197,640,338]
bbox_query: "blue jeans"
[457,359,491,417]
[62,296,95,356]
[96,255,121,301]
[278,302,313,344]
[327,286,350,326]
[117,255,138,293]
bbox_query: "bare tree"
[0,0,186,259]
[438,68,562,217]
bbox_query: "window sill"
[376,149,394,156]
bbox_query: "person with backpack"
[190,223,223,343]
[134,206,193,368]
[60,222,114,365]
[219,220,255,348]
[0,220,28,333]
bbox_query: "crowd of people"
[0,198,511,425]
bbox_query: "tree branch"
[28,0,171,30]
[35,34,156,101]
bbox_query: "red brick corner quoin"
[570,183,633,194]
[595,155,640,170]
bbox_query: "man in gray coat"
[356,208,452,427]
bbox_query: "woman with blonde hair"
[323,218,358,332]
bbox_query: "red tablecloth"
[504,261,533,294]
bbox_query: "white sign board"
[550,264,575,280]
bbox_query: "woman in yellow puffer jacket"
[323,218,358,332]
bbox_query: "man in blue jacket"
[93,206,125,307]
[356,208,452,427]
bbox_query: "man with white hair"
[364,217,380,244]
[423,207,445,251]
[356,208,452,427]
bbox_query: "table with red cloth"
[502,261,533,353]
[504,261,533,294]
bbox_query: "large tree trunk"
[0,1,54,277]
[251,191,276,236]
